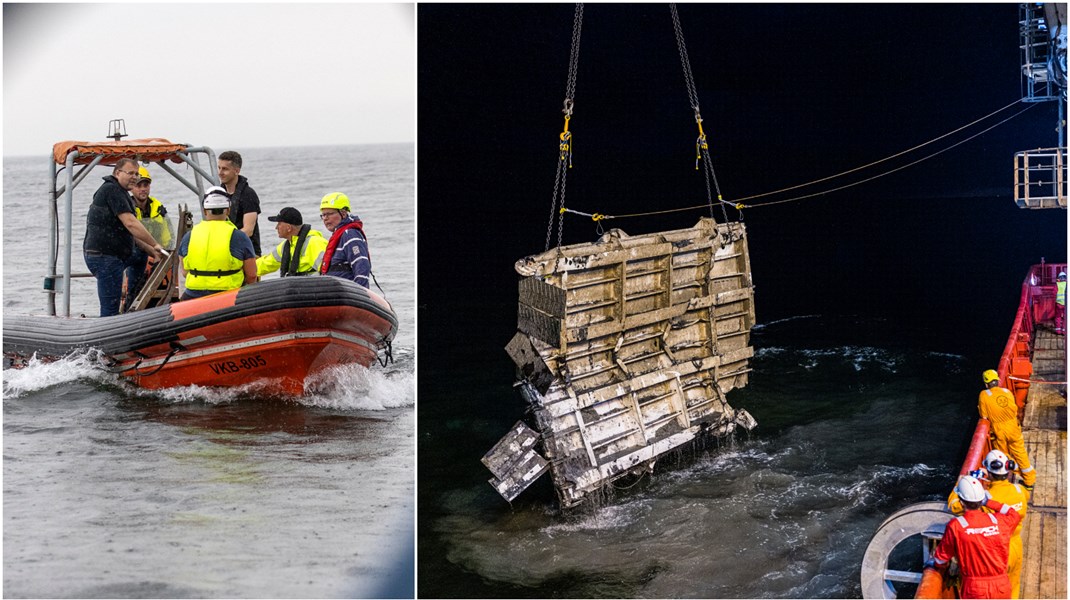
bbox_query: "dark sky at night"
[417,3,1067,359]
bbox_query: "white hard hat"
[956,475,986,503]
[202,186,231,210]
[983,450,1011,475]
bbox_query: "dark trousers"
[124,247,149,298]
[84,252,142,317]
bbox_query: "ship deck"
[1019,326,1067,599]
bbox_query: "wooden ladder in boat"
[128,204,193,312]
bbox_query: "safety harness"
[280,224,313,277]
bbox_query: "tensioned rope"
[736,97,1026,204]
[545,3,584,252]
[562,99,1037,221]
[671,3,731,223]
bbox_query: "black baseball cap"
[267,207,302,226]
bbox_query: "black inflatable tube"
[3,277,397,358]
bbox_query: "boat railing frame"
[47,145,219,317]
[915,261,1066,599]
[1013,147,1068,209]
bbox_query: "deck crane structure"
[1014,3,1067,209]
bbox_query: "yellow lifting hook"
[559,115,573,167]
[694,118,708,170]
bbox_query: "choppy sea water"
[419,313,994,598]
[3,144,415,598]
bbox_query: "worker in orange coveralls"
[929,475,1022,599]
[946,451,1030,599]
[978,369,1035,490]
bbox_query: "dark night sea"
[2,144,415,598]
[416,3,1067,597]
[418,211,1066,598]
[418,253,1068,599]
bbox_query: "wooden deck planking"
[1017,326,1066,600]
[1023,430,1065,508]
[1020,514,1040,599]
[1057,512,1067,600]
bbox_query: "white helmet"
[956,475,986,503]
[983,450,1012,475]
[202,186,231,210]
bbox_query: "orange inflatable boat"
[4,277,398,395]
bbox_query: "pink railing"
[916,262,1065,599]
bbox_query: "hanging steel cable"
[671,3,731,223]
[545,3,584,252]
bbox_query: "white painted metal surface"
[485,218,758,507]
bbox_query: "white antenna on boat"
[107,118,127,141]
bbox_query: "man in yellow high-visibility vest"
[178,187,257,300]
[1056,271,1065,334]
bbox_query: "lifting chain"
[670,4,731,223]
[546,3,584,252]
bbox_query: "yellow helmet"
[982,369,1000,384]
[137,166,151,182]
[320,192,350,212]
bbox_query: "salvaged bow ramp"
[483,217,758,508]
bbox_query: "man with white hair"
[177,187,257,300]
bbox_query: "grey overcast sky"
[3,2,414,157]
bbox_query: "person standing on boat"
[217,150,262,256]
[83,158,164,317]
[928,475,1021,599]
[123,166,171,296]
[979,369,1036,491]
[256,207,328,277]
[945,452,1031,599]
[177,187,257,300]
[983,451,1030,599]
[1056,271,1066,334]
[131,166,171,247]
[318,192,371,287]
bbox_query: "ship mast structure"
[1014,2,1067,209]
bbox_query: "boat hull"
[4,277,398,395]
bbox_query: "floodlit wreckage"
[483,218,758,508]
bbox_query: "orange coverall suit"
[990,481,1029,599]
[933,499,1022,599]
[948,481,1030,599]
[978,386,1036,487]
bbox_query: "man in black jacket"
[217,150,262,256]
[83,158,163,317]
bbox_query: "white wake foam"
[301,362,415,410]
[2,350,115,398]
[4,349,414,412]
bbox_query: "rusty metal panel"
[492,218,757,508]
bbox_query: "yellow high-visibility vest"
[183,220,244,291]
